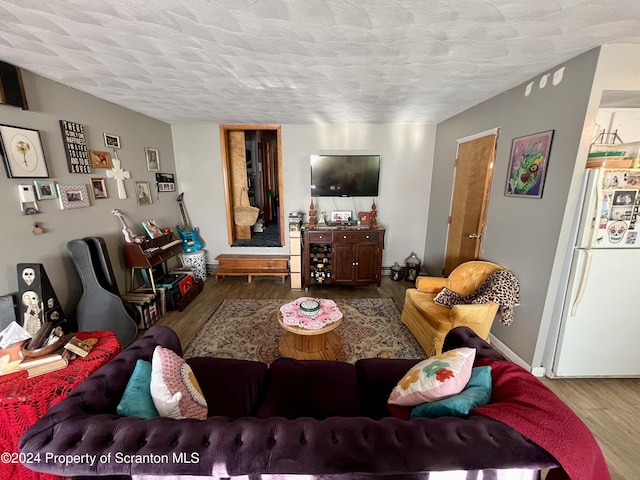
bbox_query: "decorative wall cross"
[106,151,130,199]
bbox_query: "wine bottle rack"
[308,243,332,284]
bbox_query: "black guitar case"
[67,237,138,347]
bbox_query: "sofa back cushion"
[187,357,268,418]
[355,358,421,419]
[448,261,504,296]
[256,358,361,419]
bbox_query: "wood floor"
[159,276,639,479]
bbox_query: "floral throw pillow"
[388,347,476,407]
[150,346,208,420]
[410,366,492,418]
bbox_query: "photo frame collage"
[1,121,176,214]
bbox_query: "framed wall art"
[331,211,352,223]
[505,130,554,199]
[156,172,175,192]
[90,178,108,199]
[0,124,49,178]
[135,181,152,206]
[57,183,90,210]
[145,147,160,171]
[60,120,91,174]
[89,150,112,169]
[34,180,57,200]
[104,133,120,149]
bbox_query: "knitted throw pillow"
[150,346,207,420]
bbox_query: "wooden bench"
[213,254,290,283]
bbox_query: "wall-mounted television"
[310,154,380,197]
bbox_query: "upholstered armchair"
[401,261,505,357]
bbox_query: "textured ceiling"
[1,0,640,125]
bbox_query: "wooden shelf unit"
[122,232,202,311]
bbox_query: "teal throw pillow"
[116,359,159,419]
[410,366,492,419]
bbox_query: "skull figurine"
[21,267,36,286]
[22,291,41,314]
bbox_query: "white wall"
[172,123,437,269]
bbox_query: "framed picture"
[331,211,352,223]
[505,130,554,199]
[90,178,108,199]
[57,184,90,210]
[103,133,120,149]
[33,180,57,200]
[135,181,153,206]
[89,150,112,169]
[357,211,371,225]
[156,172,175,192]
[145,147,160,171]
[0,124,49,178]
[141,219,163,239]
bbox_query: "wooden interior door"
[444,132,497,275]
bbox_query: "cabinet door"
[333,243,356,283]
[354,242,379,284]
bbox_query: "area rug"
[183,298,425,363]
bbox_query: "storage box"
[178,275,194,296]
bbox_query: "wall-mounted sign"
[60,120,91,174]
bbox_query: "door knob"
[468,233,482,239]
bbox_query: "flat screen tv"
[310,154,380,197]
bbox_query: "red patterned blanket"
[472,358,610,480]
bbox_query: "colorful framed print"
[103,133,120,149]
[145,147,160,171]
[33,180,57,200]
[135,181,153,206]
[0,124,49,178]
[90,178,108,199]
[89,150,112,169]
[57,183,90,210]
[505,130,554,199]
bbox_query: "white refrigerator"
[550,167,640,377]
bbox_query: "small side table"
[277,298,343,360]
[0,330,120,480]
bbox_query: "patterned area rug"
[184,298,425,363]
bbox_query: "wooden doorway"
[444,130,498,275]
[220,125,284,246]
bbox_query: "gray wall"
[0,71,177,317]
[425,48,601,365]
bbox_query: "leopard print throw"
[433,269,520,326]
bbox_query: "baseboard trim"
[488,334,544,377]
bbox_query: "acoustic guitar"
[176,193,203,253]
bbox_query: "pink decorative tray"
[279,297,343,329]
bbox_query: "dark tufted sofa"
[19,325,562,479]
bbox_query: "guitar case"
[67,237,138,347]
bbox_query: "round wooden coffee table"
[277,310,342,360]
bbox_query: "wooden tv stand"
[302,225,385,288]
